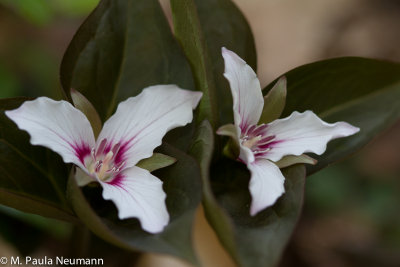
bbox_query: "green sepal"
[70,88,102,138]
[136,153,177,173]
[275,154,317,169]
[216,123,240,160]
[259,76,287,124]
[222,139,239,160]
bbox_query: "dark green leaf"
[264,57,400,174]
[67,143,201,265]
[192,121,306,267]
[213,164,306,267]
[210,161,306,267]
[170,0,218,127]
[189,121,237,261]
[194,0,257,126]
[60,0,195,120]
[310,82,400,173]
[0,98,76,222]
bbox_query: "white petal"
[247,159,285,216]
[99,166,169,233]
[264,111,360,162]
[5,97,95,169]
[97,85,202,168]
[222,47,263,130]
[240,144,255,164]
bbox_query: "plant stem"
[68,224,91,258]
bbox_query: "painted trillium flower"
[217,47,360,216]
[6,85,202,233]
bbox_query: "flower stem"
[68,225,91,258]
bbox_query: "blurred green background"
[0,0,98,100]
[0,0,399,266]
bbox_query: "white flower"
[6,85,202,233]
[217,48,359,216]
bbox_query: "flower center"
[86,138,125,182]
[241,124,276,156]
[242,135,262,150]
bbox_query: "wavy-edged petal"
[99,166,169,233]
[97,85,202,169]
[240,145,255,164]
[247,159,285,216]
[263,111,360,162]
[222,47,263,130]
[5,97,95,170]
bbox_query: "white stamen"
[91,147,96,159]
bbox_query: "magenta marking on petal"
[111,142,121,156]
[244,124,256,136]
[252,124,268,136]
[258,135,275,145]
[268,139,285,147]
[261,140,283,149]
[113,141,130,165]
[103,142,113,154]
[240,121,247,132]
[96,138,107,158]
[107,173,123,187]
[258,144,272,150]
[254,140,285,159]
[73,142,92,164]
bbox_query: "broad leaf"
[67,143,201,265]
[264,57,400,174]
[189,121,237,260]
[60,0,195,121]
[312,83,400,173]
[0,98,75,222]
[194,0,257,126]
[211,162,305,267]
[170,0,218,127]
[191,121,306,267]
